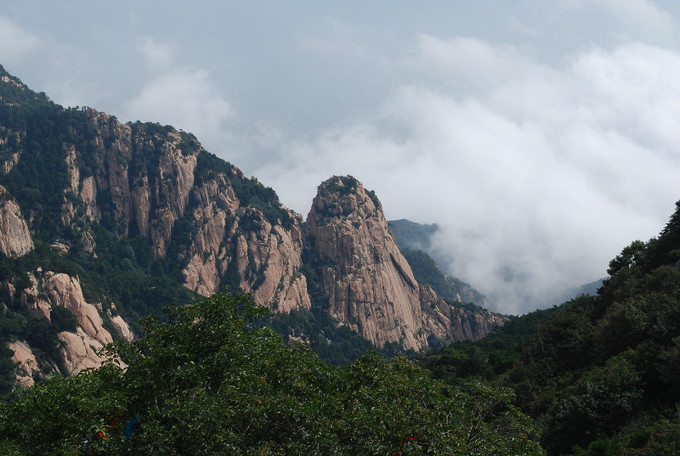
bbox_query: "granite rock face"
[305,176,505,351]
[0,67,505,389]
[0,185,33,258]
[28,108,313,313]
[3,270,133,378]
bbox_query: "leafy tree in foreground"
[0,291,544,456]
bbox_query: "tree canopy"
[421,200,680,455]
[0,291,543,456]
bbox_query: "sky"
[1,1,679,314]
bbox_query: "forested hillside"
[422,200,680,455]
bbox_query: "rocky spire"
[306,176,504,351]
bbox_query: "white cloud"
[598,0,675,41]
[139,36,174,70]
[124,68,235,147]
[0,16,41,63]
[561,0,676,46]
[256,38,680,314]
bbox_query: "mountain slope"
[305,176,505,351]
[389,219,487,306]
[421,200,680,455]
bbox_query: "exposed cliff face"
[4,270,134,377]
[0,185,33,258]
[0,87,312,313]
[306,176,505,351]
[180,173,311,311]
[60,111,311,312]
[0,67,502,384]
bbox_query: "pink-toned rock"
[306,176,506,351]
[7,341,40,388]
[7,270,135,378]
[80,176,100,221]
[43,272,113,345]
[58,328,106,375]
[110,315,134,342]
[0,185,33,258]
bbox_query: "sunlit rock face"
[306,176,506,351]
[20,106,313,314]
[3,270,134,377]
[0,185,33,258]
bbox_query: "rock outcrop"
[306,176,505,351]
[14,106,313,314]
[5,270,134,376]
[0,185,33,258]
[180,173,311,311]
[7,341,41,388]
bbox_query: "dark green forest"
[2,200,677,454]
[421,200,680,455]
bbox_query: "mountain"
[0,65,503,388]
[388,218,438,252]
[421,200,680,455]
[389,219,488,307]
[305,176,505,351]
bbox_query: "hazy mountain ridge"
[0,65,502,387]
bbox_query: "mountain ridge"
[0,64,503,388]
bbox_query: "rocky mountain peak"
[306,176,503,351]
[0,67,504,387]
[310,175,381,218]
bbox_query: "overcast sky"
[1,1,679,314]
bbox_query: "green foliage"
[269,306,377,366]
[544,352,644,455]
[421,200,680,455]
[322,175,360,195]
[622,407,680,456]
[0,363,126,456]
[422,307,559,386]
[607,240,648,277]
[0,292,544,455]
[0,342,18,399]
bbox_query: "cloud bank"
[256,38,680,314]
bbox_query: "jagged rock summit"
[306,176,506,351]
